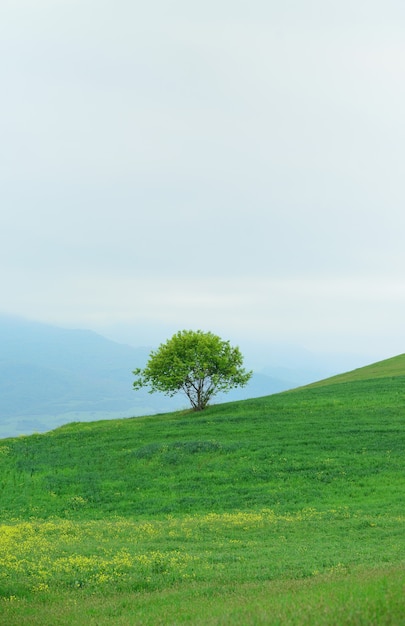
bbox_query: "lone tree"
[133,330,252,411]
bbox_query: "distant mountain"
[0,315,293,438]
[0,315,174,437]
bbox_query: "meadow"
[0,354,404,624]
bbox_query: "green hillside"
[305,352,405,387]
[1,355,404,624]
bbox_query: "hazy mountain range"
[0,314,363,438]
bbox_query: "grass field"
[0,354,404,624]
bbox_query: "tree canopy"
[133,330,252,411]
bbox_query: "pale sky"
[1,0,405,365]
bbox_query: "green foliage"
[133,330,252,410]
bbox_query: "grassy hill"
[0,355,404,624]
[305,352,405,387]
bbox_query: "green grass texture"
[0,353,404,624]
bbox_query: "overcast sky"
[1,0,405,365]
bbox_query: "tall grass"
[2,565,404,625]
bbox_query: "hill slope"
[304,352,405,388]
[0,354,404,624]
[0,352,404,520]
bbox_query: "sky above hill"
[1,0,405,364]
